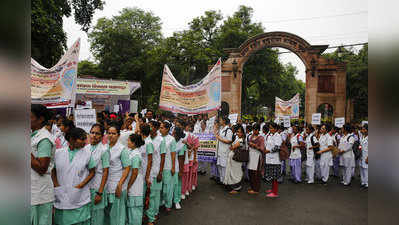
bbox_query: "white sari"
[224,138,244,186]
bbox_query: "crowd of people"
[31,104,368,225]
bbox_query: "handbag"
[233,146,249,162]
[279,141,290,160]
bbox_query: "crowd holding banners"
[31,101,368,225]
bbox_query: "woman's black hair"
[236,125,246,137]
[129,133,145,148]
[140,124,151,136]
[306,124,314,132]
[31,104,50,126]
[222,116,230,125]
[108,122,121,134]
[362,124,368,130]
[149,120,160,129]
[269,122,278,129]
[253,123,260,131]
[323,123,332,132]
[173,126,186,142]
[343,124,352,133]
[262,123,269,132]
[162,120,172,130]
[65,127,87,143]
[90,123,105,136]
[62,119,75,131]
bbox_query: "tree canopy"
[31,0,104,67]
[34,4,367,120]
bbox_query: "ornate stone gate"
[221,31,348,123]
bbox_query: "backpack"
[311,135,321,160]
[347,135,361,160]
[296,134,306,161]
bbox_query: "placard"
[74,109,97,133]
[282,115,291,128]
[130,100,138,113]
[334,117,345,128]
[311,113,321,125]
[113,105,120,113]
[194,133,217,162]
[228,113,238,125]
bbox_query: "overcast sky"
[64,0,368,82]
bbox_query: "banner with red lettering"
[159,59,221,114]
[31,39,80,108]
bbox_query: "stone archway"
[221,31,348,123]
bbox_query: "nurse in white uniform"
[316,124,334,185]
[126,133,145,225]
[51,127,96,225]
[87,124,110,225]
[31,104,56,225]
[104,124,131,225]
[305,125,318,184]
[214,117,233,184]
[338,124,356,186]
[359,124,368,189]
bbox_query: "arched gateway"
[221,31,349,123]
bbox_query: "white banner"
[312,113,321,125]
[334,117,345,128]
[31,39,80,108]
[74,109,97,133]
[159,59,221,114]
[275,93,300,118]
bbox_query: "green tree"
[31,0,104,67]
[88,7,164,107]
[77,60,100,76]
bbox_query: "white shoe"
[181,194,186,200]
[175,202,181,209]
[192,185,196,191]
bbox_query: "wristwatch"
[96,191,103,196]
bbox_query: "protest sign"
[194,133,217,162]
[130,100,138,113]
[335,117,345,128]
[312,113,321,125]
[113,105,120,113]
[229,114,238,124]
[74,109,96,133]
[282,115,291,128]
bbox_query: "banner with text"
[31,39,80,108]
[77,78,140,96]
[194,133,217,162]
[275,93,300,119]
[159,59,221,114]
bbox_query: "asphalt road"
[157,169,368,225]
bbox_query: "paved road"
[157,170,368,225]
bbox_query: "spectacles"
[90,132,102,135]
